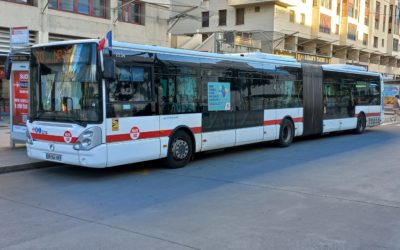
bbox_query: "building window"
[364,1,369,26]
[393,39,399,51]
[375,1,380,29]
[373,36,378,48]
[236,8,245,25]
[289,10,295,23]
[382,39,385,47]
[301,13,305,25]
[219,10,227,26]
[389,4,393,34]
[363,33,368,46]
[1,0,33,5]
[321,0,331,9]
[348,0,359,18]
[335,24,339,34]
[383,5,386,31]
[118,0,145,25]
[255,6,260,12]
[49,0,106,18]
[319,13,331,33]
[202,11,209,27]
[347,23,357,40]
[336,1,341,15]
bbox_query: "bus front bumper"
[27,141,108,168]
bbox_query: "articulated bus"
[25,39,383,168]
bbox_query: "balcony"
[228,0,292,7]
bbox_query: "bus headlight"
[73,126,102,151]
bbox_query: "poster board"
[384,84,400,109]
[10,62,29,146]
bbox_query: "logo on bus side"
[32,127,48,135]
[130,127,140,140]
[64,131,72,143]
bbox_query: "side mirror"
[5,55,12,80]
[103,58,116,81]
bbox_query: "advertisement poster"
[208,82,231,111]
[10,27,29,47]
[384,85,400,108]
[12,70,29,132]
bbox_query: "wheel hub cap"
[172,139,189,160]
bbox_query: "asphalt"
[1,122,400,249]
[0,113,398,174]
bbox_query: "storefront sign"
[274,50,331,64]
[296,53,331,64]
[12,70,29,131]
[10,27,29,47]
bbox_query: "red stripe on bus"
[366,112,381,117]
[293,117,304,123]
[106,127,202,143]
[263,119,281,125]
[31,133,77,143]
[264,117,303,126]
[106,131,160,143]
[191,127,202,134]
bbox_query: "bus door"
[302,64,324,135]
[233,62,264,146]
[200,59,236,151]
[201,81,236,150]
[322,71,357,132]
[105,53,160,166]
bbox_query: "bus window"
[158,75,200,114]
[353,75,381,106]
[105,49,155,118]
[106,66,153,117]
[368,81,381,105]
[155,53,201,114]
[275,66,302,109]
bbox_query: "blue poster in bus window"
[131,67,144,82]
[118,67,131,81]
[208,82,231,111]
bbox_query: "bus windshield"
[30,43,101,125]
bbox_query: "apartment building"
[170,0,400,78]
[0,0,170,120]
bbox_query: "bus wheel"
[354,113,366,134]
[277,119,294,147]
[164,130,193,169]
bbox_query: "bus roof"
[322,64,381,77]
[31,39,382,77]
[111,41,302,67]
[32,39,301,67]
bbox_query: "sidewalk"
[0,119,53,174]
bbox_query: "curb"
[0,161,57,175]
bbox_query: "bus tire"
[277,119,295,147]
[354,113,366,134]
[164,130,193,169]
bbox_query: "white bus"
[25,39,383,168]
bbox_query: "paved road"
[1,125,400,250]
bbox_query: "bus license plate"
[46,153,62,161]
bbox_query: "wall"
[0,0,170,47]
